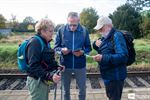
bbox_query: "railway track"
[0,71,150,90]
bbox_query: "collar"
[102,28,115,40]
[36,34,48,44]
[66,23,83,32]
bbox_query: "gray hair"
[35,18,55,33]
[68,12,79,18]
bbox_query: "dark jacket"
[93,28,128,81]
[27,34,59,81]
[54,24,92,69]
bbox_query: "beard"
[100,27,111,37]
[101,31,109,38]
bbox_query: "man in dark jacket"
[26,19,62,100]
[54,12,92,100]
[92,16,128,100]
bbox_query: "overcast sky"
[0,0,126,24]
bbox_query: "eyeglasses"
[69,24,78,27]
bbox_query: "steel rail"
[0,71,150,79]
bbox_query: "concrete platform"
[0,88,150,100]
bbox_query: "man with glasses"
[54,12,92,100]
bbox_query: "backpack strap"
[110,30,122,52]
[81,25,86,40]
[110,30,115,47]
[24,36,45,69]
[60,25,65,45]
[110,30,124,44]
[33,35,45,52]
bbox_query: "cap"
[94,16,112,30]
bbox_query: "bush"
[135,51,150,64]
[0,32,8,39]
[0,45,18,68]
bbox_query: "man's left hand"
[73,50,84,57]
[92,54,103,62]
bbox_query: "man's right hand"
[61,47,70,55]
[95,39,102,47]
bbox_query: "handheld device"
[72,48,82,52]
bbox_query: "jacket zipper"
[72,31,75,69]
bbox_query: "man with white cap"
[92,16,128,100]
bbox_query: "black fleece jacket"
[27,34,59,81]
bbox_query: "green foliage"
[126,0,150,12]
[23,16,35,24]
[130,39,150,66]
[0,34,150,68]
[109,4,142,38]
[0,32,8,39]
[9,14,19,32]
[17,23,28,31]
[135,51,150,64]
[16,16,35,32]
[89,33,101,42]
[27,24,34,31]
[140,11,150,38]
[80,7,99,34]
[0,14,6,28]
[0,44,18,68]
[15,23,35,32]
[134,39,150,52]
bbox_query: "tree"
[109,4,142,38]
[80,7,99,34]
[10,14,19,32]
[126,0,150,12]
[54,24,64,32]
[16,23,26,32]
[23,16,35,24]
[0,14,6,28]
[140,11,150,38]
[22,16,35,31]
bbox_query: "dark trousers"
[105,80,124,100]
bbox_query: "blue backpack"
[17,36,45,72]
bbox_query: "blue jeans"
[105,80,124,100]
[62,68,86,100]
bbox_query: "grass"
[134,39,150,52]
[0,45,18,68]
[0,33,150,69]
